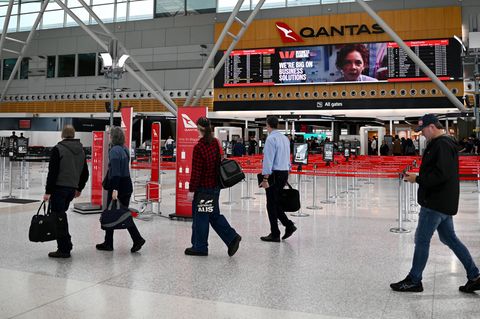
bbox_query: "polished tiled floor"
[1,161,480,319]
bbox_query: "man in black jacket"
[390,114,480,293]
[44,125,89,258]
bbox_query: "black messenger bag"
[279,182,301,212]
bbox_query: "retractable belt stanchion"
[241,173,255,200]
[291,171,309,217]
[3,158,15,199]
[222,183,237,205]
[390,172,410,233]
[307,164,323,210]
[321,169,335,204]
[331,166,340,199]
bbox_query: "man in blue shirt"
[259,116,296,242]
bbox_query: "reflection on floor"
[1,162,480,319]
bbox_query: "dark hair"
[196,116,213,143]
[61,125,75,139]
[266,116,279,129]
[110,126,125,146]
[336,44,370,70]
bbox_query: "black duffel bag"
[279,182,301,212]
[219,159,245,188]
[29,201,57,242]
[100,200,134,230]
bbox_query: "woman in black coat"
[96,126,145,253]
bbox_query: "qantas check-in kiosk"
[323,142,334,166]
[74,130,109,214]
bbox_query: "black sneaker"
[260,234,281,242]
[184,247,208,256]
[48,250,71,258]
[228,235,241,257]
[390,276,424,292]
[459,277,480,293]
[282,225,297,240]
[96,243,113,251]
[131,238,146,253]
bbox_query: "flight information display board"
[214,38,462,88]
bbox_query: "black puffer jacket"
[416,135,459,215]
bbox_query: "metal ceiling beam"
[0,0,16,60]
[355,0,467,112]
[1,0,49,100]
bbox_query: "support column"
[244,120,248,141]
[446,119,449,135]
[390,120,393,136]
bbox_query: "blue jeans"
[409,207,479,283]
[191,187,237,253]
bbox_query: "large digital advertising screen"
[214,38,462,88]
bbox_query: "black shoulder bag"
[279,182,301,212]
[29,201,57,242]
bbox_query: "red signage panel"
[148,122,161,201]
[91,131,104,206]
[175,106,207,217]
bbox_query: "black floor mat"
[0,198,39,204]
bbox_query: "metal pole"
[321,172,335,204]
[222,185,237,205]
[76,0,178,113]
[291,173,309,217]
[0,0,15,59]
[241,173,255,200]
[307,166,322,210]
[1,0,49,99]
[54,0,177,116]
[185,0,246,106]
[191,0,267,106]
[355,0,466,112]
[390,174,410,233]
[110,74,115,128]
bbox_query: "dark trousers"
[191,187,237,253]
[104,190,143,247]
[50,187,76,253]
[266,171,294,237]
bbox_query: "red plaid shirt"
[189,137,220,192]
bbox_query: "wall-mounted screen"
[214,38,462,87]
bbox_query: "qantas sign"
[275,21,385,43]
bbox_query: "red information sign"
[120,107,133,152]
[91,131,104,206]
[148,122,161,201]
[175,107,207,217]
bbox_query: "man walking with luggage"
[259,116,296,242]
[390,114,480,293]
[44,125,89,258]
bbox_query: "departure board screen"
[213,38,462,88]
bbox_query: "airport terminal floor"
[1,163,480,319]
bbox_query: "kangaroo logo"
[182,114,197,129]
[275,22,303,43]
[197,199,214,213]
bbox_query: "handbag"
[279,182,301,212]
[215,140,244,188]
[29,201,57,242]
[100,200,134,230]
[194,192,216,214]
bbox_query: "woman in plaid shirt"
[185,117,242,257]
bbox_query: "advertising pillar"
[148,122,161,201]
[121,107,133,154]
[171,106,207,219]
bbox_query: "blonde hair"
[61,125,75,139]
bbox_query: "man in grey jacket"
[44,125,89,258]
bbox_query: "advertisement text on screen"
[275,22,304,43]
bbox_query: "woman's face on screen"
[341,50,365,81]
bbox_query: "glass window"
[58,54,76,77]
[78,53,96,76]
[116,2,127,22]
[7,14,18,32]
[217,0,251,13]
[186,0,215,14]
[154,0,184,17]
[65,7,90,26]
[47,56,56,78]
[20,58,29,79]
[46,2,62,10]
[67,0,83,8]
[42,10,64,29]
[91,4,115,23]
[18,12,38,31]
[92,0,112,5]
[252,0,285,9]
[0,4,19,16]
[287,0,320,6]
[3,58,18,80]
[20,1,41,14]
[129,0,153,21]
